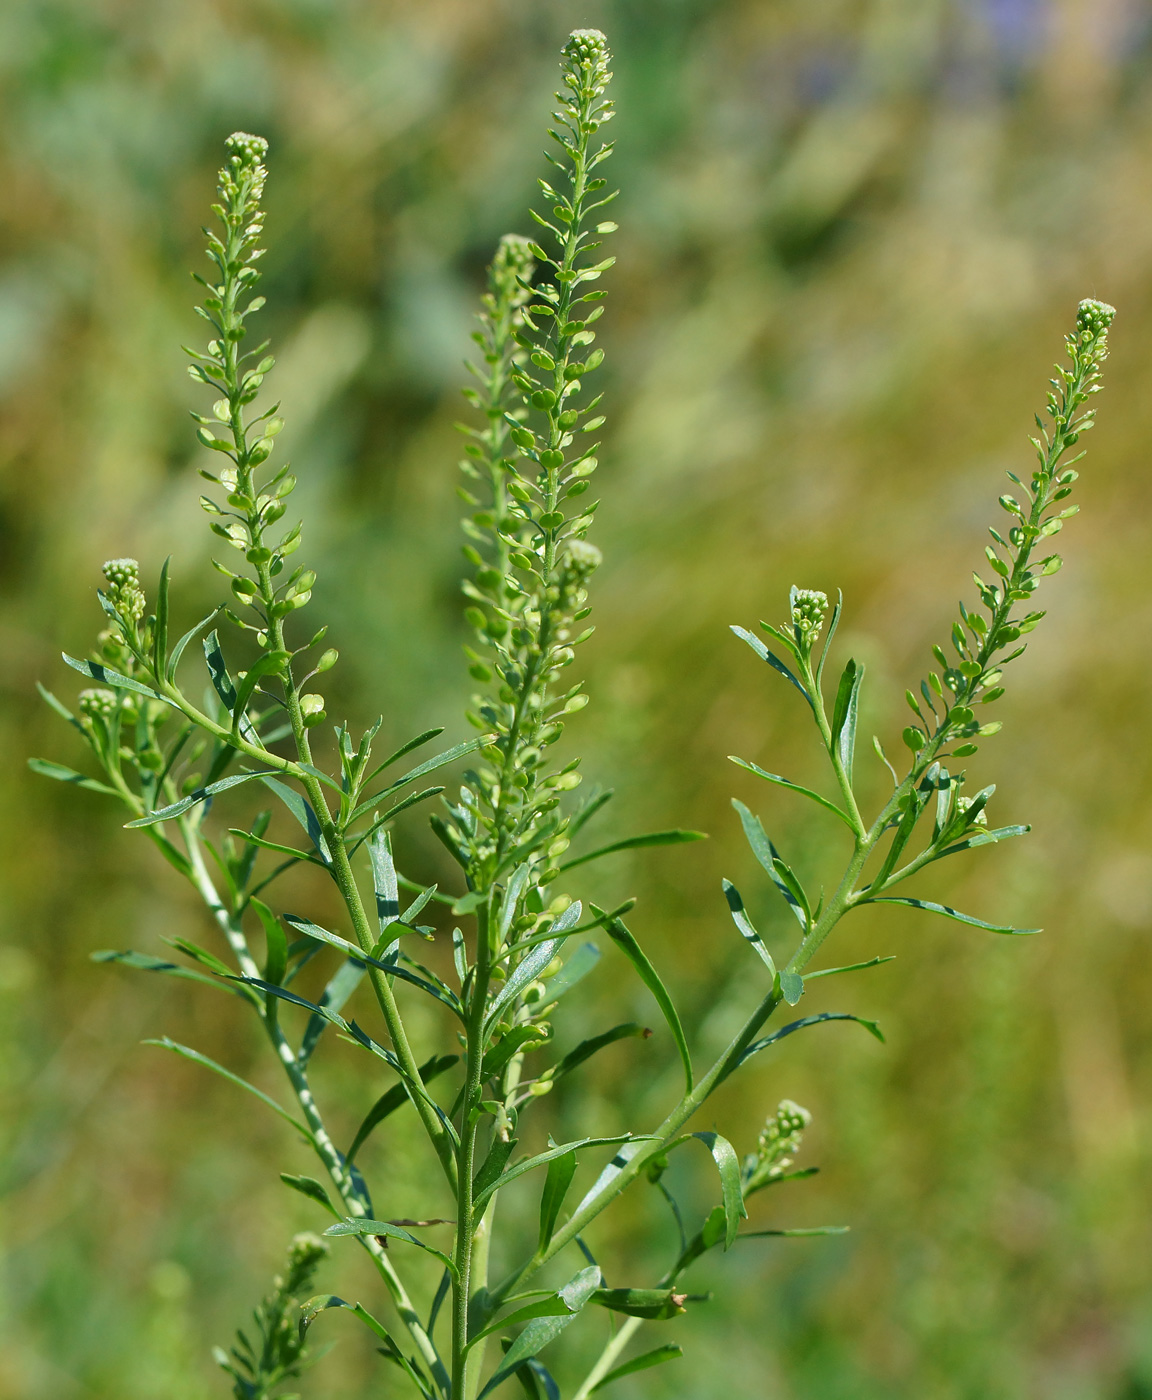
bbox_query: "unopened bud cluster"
[79,688,117,721]
[790,587,828,647]
[1076,298,1116,340]
[744,1099,812,1195]
[102,557,146,625]
[221,131,268,203]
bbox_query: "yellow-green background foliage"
[3,1,1151,1397]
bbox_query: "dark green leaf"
[805,955,895,981]
[692,1131,746,1249]
[325,1218,458,1277]
[369,828,400,934]
[472,1135,650,1213]
[731,801,809,931]
[482,1026,551,1083]
[589,1343,682,1392]
[728,756,854,830]
[345,1054,459,1164]
[487,903,583,1025]
[349,738,485,823]
[477,1268,601,1399]
[91,949,234,996]
[166,607,221,683]
[721,879,777,978]
[251,898,286,986]
[360,726,446,787]
[538,1151,577,1252]
[144,1036,314,1140]
[259,775,332,863]
[62,653,168,703]
[28,758,119,798]
[729,626,813,710]
[231,651,291,726]
[280,1173,339,1218]
[549,1023,648,1084]
[831,658,864,781]
[203,630,237,709]
[740,1012,885,1066]
[152,557,170,677]
[558,829,705,872]
[934,823,1031,860]
[124,769,275,827]
[282,915,463,1014]
[299,957,366,1066]
[540,941,601,1002]
[864,895,1039,935]
[598,907,692,1093]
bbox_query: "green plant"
[29,26,1115,1399]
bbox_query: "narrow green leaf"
[203,630,237,709]
[251,898,286,986]
[360,726,446,787]
[145,1036,314,1141]
[62,653,168,703]
[549,1023,648,1084]
[124,769,275,827]
[729,626,813,710]
[349,737,485,823]
[482,1026,550,1083]
[731,800,809,930]
[934,823,1031,860]
[299,958,366,1066]
[153,556,170,678]
[282,915,463,1014]
[540,941,600,1002]
[37,682,81,728]
[692,1131,746,1249]
[297,1297,434,1398]
[864,895,1039,935]
[231,650,291,727]
[830,658,864,781]
[167,607,221,682]
[325,1218,458,1277]
[473,1134,650,1213]
[91,949,234,996]
[345,1054,459,1164]
[558,829,705,873]
[721,879,777,979]
[598,906,692,1093]
[487,903,583,1025]
[728,756,854,830]
[477,1268,601,1399]
[259,775,332,863]
[738,1226,849,1239]
[589,1343,682,1392]
[28,758,119,798]
[368,827,400,934]
[538,1151,577,1252]
[804,955,895,981]
[740,1012,885,1066]
[349,786,446,850]
[280,1173,340,1218]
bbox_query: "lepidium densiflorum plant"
[30,24,1115,1400]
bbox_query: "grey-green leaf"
[692,1131,746,1249]
[864,895,1039,935]
[598,907,692,1093]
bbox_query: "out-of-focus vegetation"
[2,1,1151,1397]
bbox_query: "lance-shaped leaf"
[557,828,705,873]
[863,895,1039,935]
[740,1011,885,1067]
[721,879,777,979]
[348,736,486,823]
[805,954,895,981]
[538,1150,577,1253]
[324,1218,458,1277]
[482,1025,551,1083]
[280,1173,340,1218]
[28,759,119,798]
[166,606,221,683]
[348,787,446,853]
[368,827,400,935]
[540,941,601,1002]
[125,770,276,828]
[63,653,168,703]
[250,899,287,987]
[359,726,445,787]
[152,557,170,677]
[574,1139,646,1216]
[597,906,692,1093]
[477,1267,601,1399]
[473,1134,651,1213]
[344,1022,460,1146]
[91,948,241,997]
[830,658,864,781]
[231,650,291,728]
[259,775,332,863]
[730,626,813,710]
[691,1132,745,1249]
[145,1037,314,1141]
[728,755,854,831]
[298,1295,438,1398]
[202,630,237,709]
[487,902,583,1027]
[282,915,464,1015]
[346,1054,459,1165]
[732,800,809,931]
[933,823,1031,860]
[548,1022,648,1084]
[589,1344,683,1392]
[299,957,365,1066]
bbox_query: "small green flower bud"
[789,587,828,647]
[102,557,146,625]
[563,539,602,576]
[1075,298,1116,338]
[79,688,117,720]
[101,558,139,589]
[316,648,338,673]
[563,28,610,69]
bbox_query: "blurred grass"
[3,0,1152,1396]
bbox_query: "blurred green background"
[3,0,1152,1396]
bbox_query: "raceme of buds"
[102,557,146,625]
[789,587,828,651]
